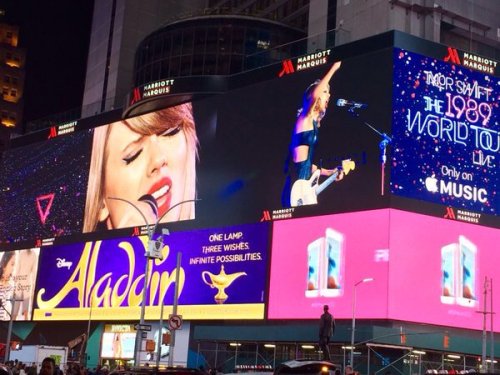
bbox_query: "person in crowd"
[83,103,199,232]
[39,358,55,375]
[319,304,335,361]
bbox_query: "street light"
[0,297,22,362]
[108,196,198,367]
[350,277,374,369]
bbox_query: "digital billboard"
[0,46,394,247]
[33,222,269,320]
[391,48,499,218]
[388,209,500,332]
[268,209,389,320]
[268,208,500,332]
[0,248,40,321]
[0,131,93,244]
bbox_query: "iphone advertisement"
[268,209,500,332]
[268,209,390,320]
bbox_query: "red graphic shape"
[260,210,271,222]
[36,193,55,225]
[48,127,57,139]
[444,207,456,220]
[278,59,295,77]
[130,87,141,105]
[443,47,461,64]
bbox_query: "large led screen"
[268,208,500,332]
[268,210,390,319]
[33,222,269,320]
[391,48,499,217]
[0,46,394,247]
[389,209,500,332]
[0,131,93,244]
[0,248,40,321]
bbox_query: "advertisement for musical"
[33,222,269,321]
[391,48,499,216]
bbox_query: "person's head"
[0,252,15,282]
[40,358,55,375]
[301,80,331,120]
[323,304,329,312]
[83,102,198,232]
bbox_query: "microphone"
[336,98,368,110]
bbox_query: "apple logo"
[425,175,439,193]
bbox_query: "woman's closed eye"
[122,148,142,165]
[160,125,181,137]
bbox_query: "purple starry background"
[390,48,499,215]
[0,130,93,244]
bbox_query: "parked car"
[109,367,207,375]
[273,360,337,374]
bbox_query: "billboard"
[0,131,93,244]
[268,208,500,332]
[0,248,40,321]
[389,209,499,331]
[33,222,269,320]
[0,46,394,247]
[268,209,389,320]
[391,48,499,218]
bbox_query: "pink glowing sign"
[268,209,500,332]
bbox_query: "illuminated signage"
[391,48,499,216]
[278,49,332,77]
[129,79,175,105]
[0,248,40,321]
[33,222,269,321]
[47,121,78,139]
[444,46,498,75]
[268,209,500,331]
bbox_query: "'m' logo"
[36,193,55,225]
[444,207,456,220]
[48,127,57,139]
[260,210,272,222]
[443,47,461,65]
[278,60,295,77]
[130,87,141,105]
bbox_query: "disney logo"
[56,258,72,270]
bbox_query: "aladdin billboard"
[33,222,269,320]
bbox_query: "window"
[10,89,17,97]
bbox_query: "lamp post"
[1,297,22,362]
[350,277,373,369]
[108,196,198,367]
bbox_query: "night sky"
[0,0,94,125]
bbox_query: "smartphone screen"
[321,228,344,297]
[305,238,322,297]
[457,235,477,307]
[440,243,457,304]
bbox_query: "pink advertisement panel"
[389,209,500,331]
[268,210,390,319]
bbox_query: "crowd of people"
[0,359,112,375]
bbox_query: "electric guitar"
[290,159,356,207]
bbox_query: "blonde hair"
[83,102,198,232]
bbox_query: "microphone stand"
[345,109,392,196]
